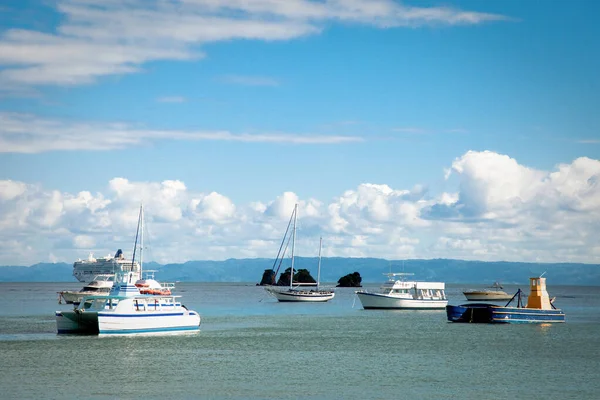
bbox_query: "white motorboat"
[58,274,115,304]
[463,282,513,301]
[355,273,447,309]
[56,205,200,335]
[264,205,334,302]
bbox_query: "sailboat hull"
[265,287,335,302]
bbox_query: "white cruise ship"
[72,249,141,283]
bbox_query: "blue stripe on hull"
[278,300,331,302]
[363,306,445,310]
[99,326,199,335]
[97,312,185,318]
[358,292,443,302]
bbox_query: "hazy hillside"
[0,258,599,285]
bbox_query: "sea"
[1,282,599,400]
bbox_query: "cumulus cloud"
[0,0,510,88]
[1,151,599,265]
[0,111,363,153]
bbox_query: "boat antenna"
[540,271,547,278]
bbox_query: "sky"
[0,0,599,266]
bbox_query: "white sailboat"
[265,204,335,302]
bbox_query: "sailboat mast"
[317,236,322,290]
[290,204,297,289]
[140,204,144,275]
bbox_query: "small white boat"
[264,205,334,303]
[463,282,513,301]
[56,205,200,335]
[58,274,115,304]
[355,273,447,309]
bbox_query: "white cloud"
[192,192,236,223]
[0,111,363,153]
[72,234,96,249]
[1,151,599,265]
[0,180,27,201]
[444,150,546,219]
[0,0,510,88]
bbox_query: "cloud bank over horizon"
[1,150,598,266]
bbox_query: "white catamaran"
[56,205,200,335]
[264,204,335,302]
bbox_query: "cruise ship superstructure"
[72,249,141,283]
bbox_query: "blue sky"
[0,0,599,266]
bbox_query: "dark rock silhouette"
[337,272,362,287]
[275,267,316,286]
[259,269,276,286]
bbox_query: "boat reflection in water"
[446,276,565,324]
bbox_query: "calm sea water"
[1,282,599,399]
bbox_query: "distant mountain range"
[0,258,599,286]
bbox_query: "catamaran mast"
[130,204,143,283]
[317,236,322,290]
[289,204,297,289]
[140,203,144,275]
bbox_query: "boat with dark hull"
[446,276,565,324]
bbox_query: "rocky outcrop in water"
[258,267,316,286]
[337,272,362,287]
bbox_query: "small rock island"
[337,272,362,287]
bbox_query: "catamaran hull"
[265,288,335,302]
[446,304,565,323]
[356,292,447,309]
[56,310,201,335]
[97,311,201,335]
[55,310,99,334]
